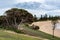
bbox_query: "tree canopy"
[5,8,33,25]
[0,8,34,29]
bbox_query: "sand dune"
[32,21,60,37]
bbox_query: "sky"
[0,0,60,17]
[16,0,45,3]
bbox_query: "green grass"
[0,24,60,40]
[18,24,60,40]
[0,30,41,40]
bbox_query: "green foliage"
[17,24,60,40]
[0,8,34,33]
[0,23,60,40]
[5,8,33,24]
[31,25,39,30]
[39,14,60,21]
[0,30,41,40]
[33,15,38,22]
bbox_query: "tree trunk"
[5,17,9,26]
[53,29,54,38]
[14,17,18,29]
[52,24,55,38]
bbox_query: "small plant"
[31,24,39,30]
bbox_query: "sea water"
[56,23,60,29]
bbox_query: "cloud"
[45,0,60,5]
[45,10,60,16]
[0,0,60,16]
[0,0,17,15]
[43,0,60,16]
[27,9,46,16]
[0,8,11,15]
[45,0,60,8]
[40,4,59,11]
[15,2,59,11]
[0,0,16,8]
[16,0,45,3]
[15,2,41,10]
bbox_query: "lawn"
[0,30,41,40]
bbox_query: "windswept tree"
[5,8,33,29]
[51,18,58,38]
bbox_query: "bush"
[31,25,39,30]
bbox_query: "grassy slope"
[0,24,60,40]
[19,24,60,40]
[0,30,41,40]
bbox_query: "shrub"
[31,24,39,30]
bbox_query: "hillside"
[0,29,42,40]
[0,24,60,40]
[32,21,60,37]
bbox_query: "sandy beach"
[32,21,60,37]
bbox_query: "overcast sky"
[0,0,60,17]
